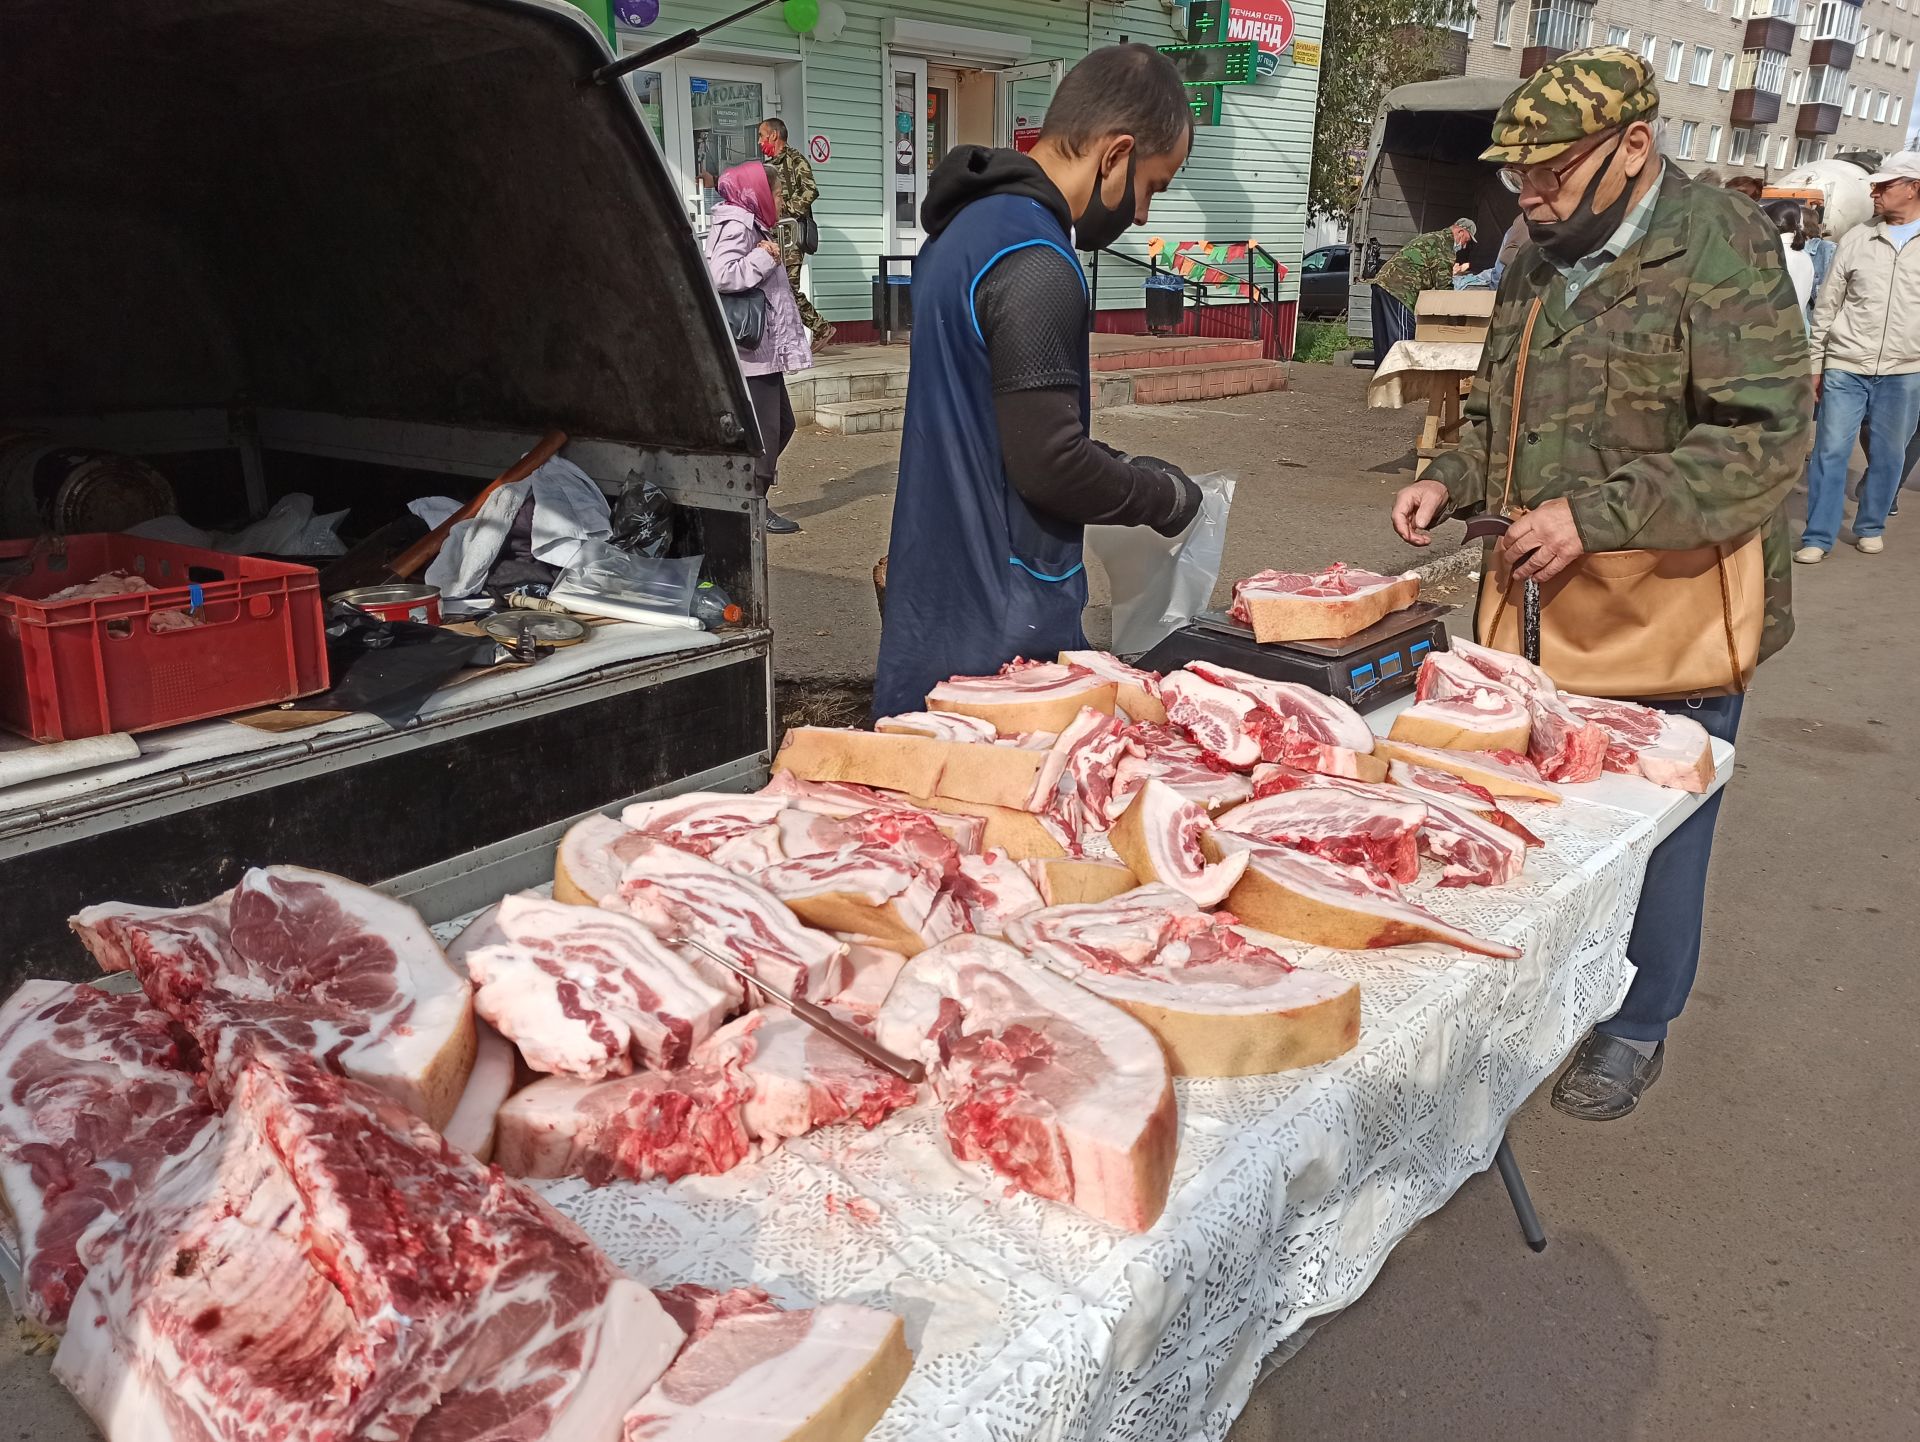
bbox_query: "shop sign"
[1227,0,1297,78]
[1292,38,1321,69]
[1013,126,1042,153]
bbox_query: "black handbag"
[801,212,820,256]
[719,287,767,349]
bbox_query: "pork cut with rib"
[1425,641,1607,782]
[925,658,1118,737]
[1371,738,1562,803]
[1561,694,1716,792]
[610,838,849,1002]
[1443,636,1558,696]
[1058,649,1167,723]
[1219,773,1427,884]
[874,935,1177,1232]
[0,981,217,1332]
[1162,664,1381,778]
[1024,706,1147,854]
[55,1055,683,1442]
[1117,722,1255,811]
[70,866,476,1130]
[1108,777,1251,906]
[949,849,1049,936]
[1228,564,1420,642]
[1007,886,1360,1077]
[756,773,988,852]
[874,710,1002,742]
[1389,689,1534,753]
[1386,760,1543,847]
[464,892,735,1078]
[622,1289,913,1442]
[704,1007,919,1143]
[1378,762,1529,886]
[1205,832,1524,957]
[1185,662,1376,752]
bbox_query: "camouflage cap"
[1481,46,1659,165]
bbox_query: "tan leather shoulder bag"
[1474,296,1763,700]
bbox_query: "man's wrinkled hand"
[1501,497,1585,584]
[1391,479,1451,546]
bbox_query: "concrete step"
[1090,336,1265,373]
[788,362,909,423]
[1114,358,1289,406]
[813,396,905,434]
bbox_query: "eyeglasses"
[1498,132,1622,197]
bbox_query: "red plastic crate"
[0,535,329,742]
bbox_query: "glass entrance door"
[688,68,776,231]
[998,60,1062,149]
[887,54,930,253]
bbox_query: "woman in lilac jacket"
[706,161,813,534]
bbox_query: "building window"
[1641,31,1658,61]
[1847,84,1859,115]
[1679,121,1700,158]
[1737,48,1788,94]
[1798,6,1817,41]
[1877,90,1892,123]
[1795,136,1821,166]
[1906,39,1914,69]
[1720,52,1736,90]
[1607,23,1630,47]
[1705,0,1717,11]
[1495,0,1515,46]
[1892,96,1904,127]
[1730,127,1752,163]
[1811,0,1862,44]
[1751,0,1799,19]
[1708,124,1725,161]
[1808,65,1848,106]
[1776,134,1792,168]
[1730,0,1746,18]
[1875,30,1887,61]
[1528,0,1595,53]
[1788,69,1806,104]
[1667,41,1686,82]
[1692,45,1715,84]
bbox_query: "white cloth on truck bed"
[423,456,613,598]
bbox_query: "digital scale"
[1136,602,1454,713]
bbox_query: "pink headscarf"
[717,161,777,229]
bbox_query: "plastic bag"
[1084,471,1236,656]
[609,471,676,558]
[216,493,350,557]
[555,540,702,619]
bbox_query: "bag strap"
[1714,540,1747,693]
[1485,296,1547,643]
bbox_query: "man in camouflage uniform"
[758,117,832,346]
[1390,48,1812,1120]
[1369,216,1476,352]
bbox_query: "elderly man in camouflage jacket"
[758,117,832,346]
[1369,216,1476,353]
[1391,48,1812,1120]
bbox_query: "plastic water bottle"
[691,581,743,630]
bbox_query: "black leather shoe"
[764,508,801,535]
[1550,1033,1664,1121]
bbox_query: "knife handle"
[788,995,927,1085]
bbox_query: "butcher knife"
[669,935,927,1085]
[1461,513,1543,665]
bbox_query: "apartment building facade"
[1449,0,1918,174]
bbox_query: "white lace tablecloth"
[532,796,1662,1442]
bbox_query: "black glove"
[1130,456,1200,536]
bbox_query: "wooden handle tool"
[388,429,568,581]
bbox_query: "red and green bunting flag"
[1144,237,1285,297]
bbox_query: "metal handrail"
[1087,241,1293,358]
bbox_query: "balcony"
[1797,102,1843,135]
[1522,0,1592,73]
[1808,38,1856,70]
[1521,45,1566,75]
[1744,17,1799,54]
[1733,89,1784,126]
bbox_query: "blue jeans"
[1598,694,1745,1045]
[1802,370,1920,550]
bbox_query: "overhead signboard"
[1227,0,1298,78]
[1157,40,1261,87]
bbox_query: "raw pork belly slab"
[1008,887,1360,1076]
[1561,694,1716,792]
[623,1294,912,1442]
[464,893,734,1078]
[1389,689,1533,753]
[1426,639,1607,782]
[1118,722,1255,812]
[950,849,1049,936]
[1228,563,1420,643]
[708,1008,920,1142]
[1444,636,1558,696]
[1163,664,1384,779]
[874,935,1177,1232]
[757,823,966,957]
[1108,778,1250,906]
[70,866,476,1129]
[612,839,849,1002]
[1372,739,1562,803]
[1024,706,1147,854]
[1058,649,1167,723]
[55,1056,681,1442]
[556,811,653,906]
[1219,776,1426,884]
[925,659,1118,737]
[1205,832,1523,958]
[758,773,989,852]
[1386,761,1543,846]
[0,981,217,1331]
[1380,762,1528,887]
[874,710,1002,742]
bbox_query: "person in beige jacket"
[1798,151,1920,560]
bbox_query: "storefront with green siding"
[610,0,1323,341]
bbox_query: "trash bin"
[1144,273,1185,335]
[873,255,914,342]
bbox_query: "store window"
[690,75,768,215]
[629,69,666,150]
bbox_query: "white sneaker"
[1857,535,1885,554]
[1792,545,1827,564]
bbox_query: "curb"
[1410,543,1479,588]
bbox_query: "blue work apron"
[872,193,1092,719]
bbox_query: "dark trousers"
[1598,693,1746,1044]
[744,371,795,492]
[1370,285,1417,357]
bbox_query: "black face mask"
[1074,150,1139,253]
[1526,139,1634,264]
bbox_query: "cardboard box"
[1415,289,1495,344]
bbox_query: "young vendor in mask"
[872,44,1202,718]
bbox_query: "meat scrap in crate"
[0,631,1720,1439]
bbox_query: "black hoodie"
[918,146,1199,538]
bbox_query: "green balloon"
[783,0,820,32]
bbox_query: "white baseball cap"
[1866,151,1920,183]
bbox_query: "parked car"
[1298,245,1350,319]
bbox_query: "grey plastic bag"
[1084,471,1236,656]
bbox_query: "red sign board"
[1013,127,1042,154]
[1227,0,1295,60]
[808,133,832,164]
